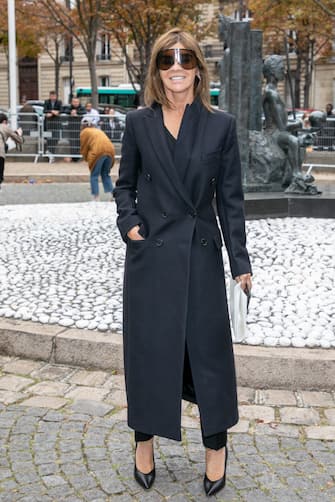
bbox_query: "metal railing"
[5,112,335,162]
[6,112,124,162]
[312,117,335,151]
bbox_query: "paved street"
[0,355,335,501]
[0,183,107,205]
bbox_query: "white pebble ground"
[0,203,334,348]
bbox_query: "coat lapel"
[174,99,207,183]
[145,103,202,209]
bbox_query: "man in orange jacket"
[80,116,115,201]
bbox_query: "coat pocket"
[137,223,147,238]
[127,237,148,247]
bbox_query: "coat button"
[200,238,208,246]
[145,173,152,181]
[155,239,163,247]
[189,210,197,218]
[161,212,167,218]
[210,177,216,185]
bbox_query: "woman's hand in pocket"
[127,225,145,241]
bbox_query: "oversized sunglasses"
[157,48,197,70]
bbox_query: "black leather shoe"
[134,443,155,490]
[204,447,228,497]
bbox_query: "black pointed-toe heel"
[204,447,228,497]
[134,443,155,490]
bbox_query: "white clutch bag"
[6,137,17,152]
[229,279,249,343]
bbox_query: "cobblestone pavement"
[0,356,334,501]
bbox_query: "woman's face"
[158,43,198,101]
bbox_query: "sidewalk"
[0,353,334,501]
[5,160,119,184]
[4,158,335,184]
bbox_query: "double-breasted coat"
[114,99,251,441]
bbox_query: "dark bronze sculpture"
[217,8,234,110]
[217,14,320,195]
[262,56,319,194]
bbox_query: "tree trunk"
[54,44,60,96]
[303,40,314,108]
[88,53,98,109]
[294,52,301,108]
[87,25,98,108]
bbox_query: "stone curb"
[5,174,91,183]
[1,318,334,391]
[0,318,123,371]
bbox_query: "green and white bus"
[76,85,220,109]
[76,85,140,109]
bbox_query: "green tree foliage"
[0,0,44,58]
[33,0,214,106]
[103,0,214,100]
[248,0,334,107]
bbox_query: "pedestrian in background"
[43,90,62,117]
[0,114,23,190]
[62,97,86,116]
[326,103,334,117]
[63,97,86,161]
[80,116,115,201]
[43,90,62,162]
[114,28,252,496]
[84,102,100,126]
[100,107,124,141]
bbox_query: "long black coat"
[114,100,251,441]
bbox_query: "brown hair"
[144,28,212,111]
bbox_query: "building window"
[97,33,111,61]
[99,75,110,87]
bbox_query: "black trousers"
[135,429,227,450]
[0,157,4,184]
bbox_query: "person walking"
[0,114,23,190]
[80,117,115,201]
[113,28,252,497]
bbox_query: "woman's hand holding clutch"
[235,273,252,294]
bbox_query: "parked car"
[17,104,44,117]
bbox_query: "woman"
[0,113,23,190]
[114,28,252,496]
